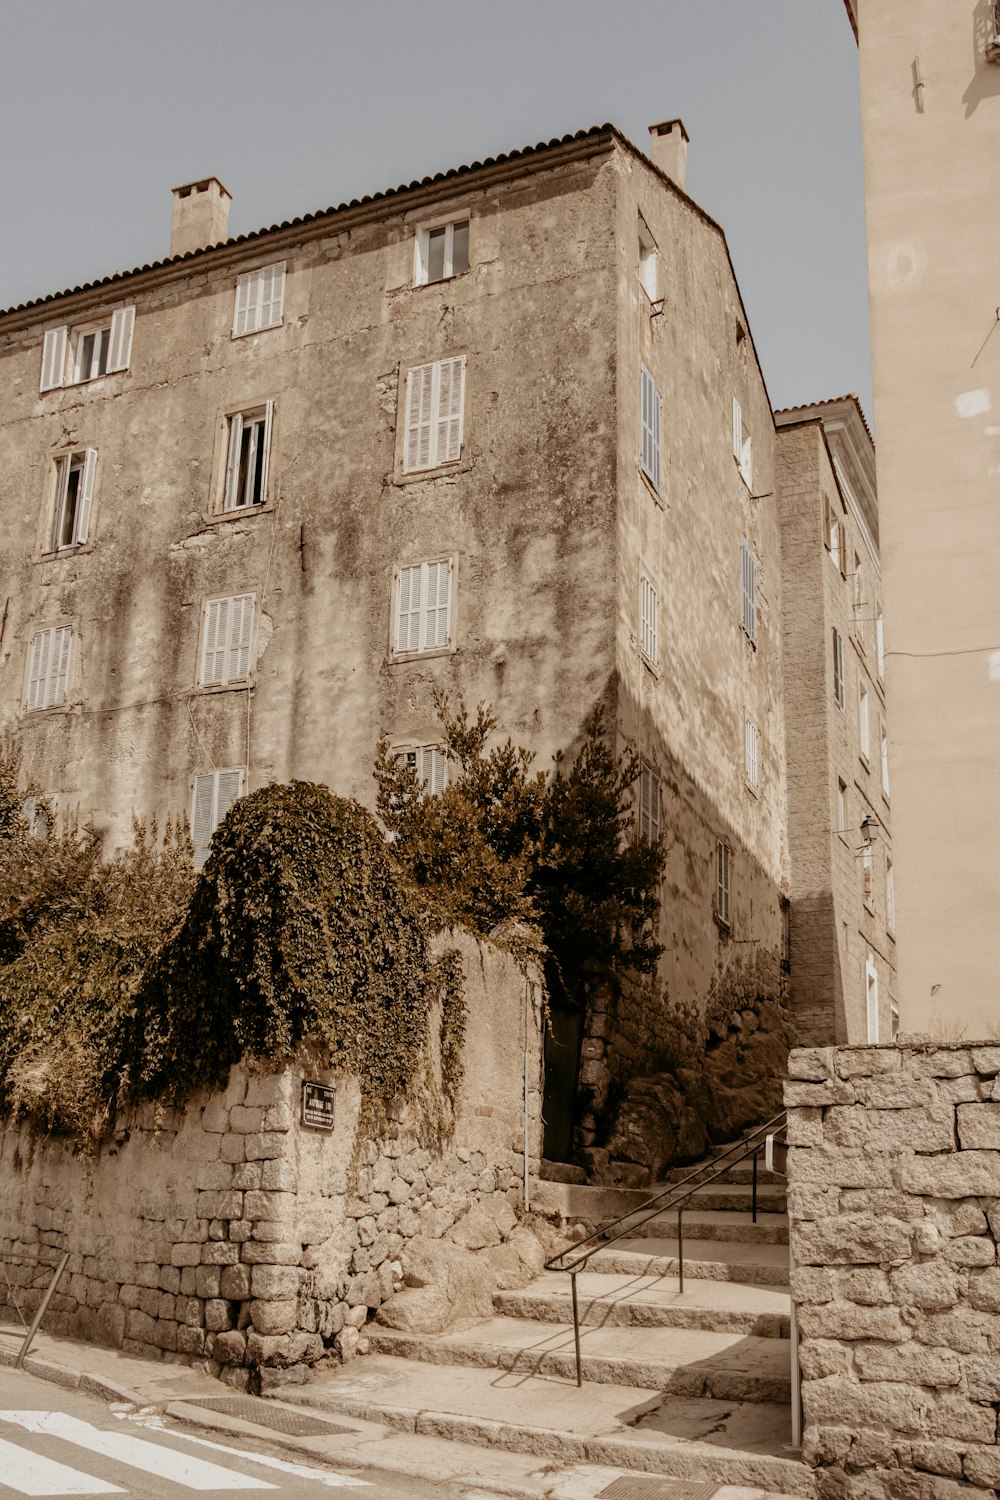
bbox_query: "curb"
[0,1343,147,1407]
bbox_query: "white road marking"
[0,1413,276,1491]
[140,1423,371,1489]
[0,1435,123,1495]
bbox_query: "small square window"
[233,263,285,337]
[222,403,273,511]
[415,219,470,285]
[50,449,97,550]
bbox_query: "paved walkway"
[0,1324,800,1500]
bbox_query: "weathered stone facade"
[786,1040,1000,1498]
[0,933,545,1387]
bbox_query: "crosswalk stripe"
[0,1435,123,1496]
[168,1429,370,1488]
[0,1415,276,1492]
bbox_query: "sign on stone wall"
[301,1080,335,1130]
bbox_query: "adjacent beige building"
[777,398,895,1047]
[845,0,1000,1036]
[0,119,892,1149]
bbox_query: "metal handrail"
[545,1111,787,1386]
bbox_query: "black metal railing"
[544,1111,787,1386]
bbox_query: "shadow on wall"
[787,889,846,1048]
[541,677,793,1177]
[964,0,1000,115]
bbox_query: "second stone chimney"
[170,177,232,257]
[647,120,689,192]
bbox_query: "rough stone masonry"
[786,1038,1000,1499]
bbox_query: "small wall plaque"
[301,1080,335,1131]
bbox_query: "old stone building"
[777,398,895,1047]
[0,120,890,1155]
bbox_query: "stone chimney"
[170,177,232,257]
[647,120,689,192]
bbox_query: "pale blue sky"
[0,0,869,417]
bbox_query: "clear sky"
[0,0,869,419]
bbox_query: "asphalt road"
[0,1368,473,1500]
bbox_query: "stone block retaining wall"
[786,1039,1000,1499]
[0,932,544,1388]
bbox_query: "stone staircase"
[285,1157,811,1498]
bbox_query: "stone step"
[587,1237,790,1286]
[496,1270,791,1339]
[368,1316,792,1404]
[667,1163,784,1187]
[535,1179,787,1227]
[286,1353,813,1496]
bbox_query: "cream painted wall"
[855,0,1000,1037]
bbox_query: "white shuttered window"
[833,628,845,711]
[745,717,759,791]
[223,403,273,511]
[394,560,454,655]
[399,746,449,794]
[638,765,660,843]
[233,263,286,337]
[639,572,658,666]
[733,399,753,488]
[716,839,732,926]
[192,768,245,870]
[866,954,880,1042]
[740,538,757,645]
[40,308,134,392]
[640,364,661,491]
[404,357,466,472]
[200,594,255,687]
[27,626,73,711]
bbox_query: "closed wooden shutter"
[108,307,135,372]
[233,271,258,336]
[405,364,434,472]
[424,560,451,647]
[423,747,448,795]
[228,594,254,681]
[40,327,67,392]
[639,574,657,664]
[259,263,285,329]
[77,450,97,543]
[436,357,465,463]
[191,774,216,869]
[638,767,660,842]
[215,768,244,830]
[201,599,228,686]
[396,565,422,652]
[51,627,72,707]
[258,400,274,506]
[27,631,51,711]
[745,718,759,789]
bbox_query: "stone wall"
[0,932,544,1388]
[786,1039,1000,1499]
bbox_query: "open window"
[50,449,97,550]
[40,307,135,392]
[222,403,273,511]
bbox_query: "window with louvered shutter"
[40,327,67,392]
[394,560,454,655]
[233,263,286,337]
[222,403,272,511]
[108,307,135,372]
[881,721,890,798]
[399,746,449,794]
[716,839,732,926]
[637,766,660,843]
[886,861,895,933]
[876,611,885,681]
[740,539,757,645]
[833,629,845,711]
[866,955,879,1042]
[862,844,874,907]
[26,626,72,711]
[640,364,661,491]
[733,399,752,487]
[404,358,466,472]
[859,683,870,760]
[200,594,255,687]
[745,717,759,791]
[191,767,245,870]
[639,573,658,666]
